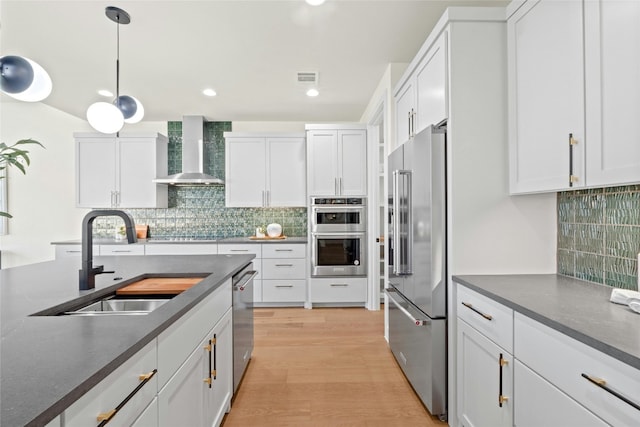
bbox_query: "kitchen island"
[1,253,254,427]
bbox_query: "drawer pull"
[275,264,293,267]
[461,301,493,321]
[275,285,294,288]
[230,249,249,252]
[581,373,640,412]
[111,250,132,253]
[96,368,157,426]
[330,283,349,287]
[275,249,293,252]
[97,409,116,422]
[499,353,507,408]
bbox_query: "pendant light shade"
[87,101,125,134]
[87,6,144,134]
[0,55,52,102]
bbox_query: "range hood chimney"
[153,115,224,186]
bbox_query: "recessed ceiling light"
[98,89,113,97]
[203,88,217,97]
[306,88,319,97]
[306,0,326,5]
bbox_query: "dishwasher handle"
[385,288,430,326]
[234,270,258,291]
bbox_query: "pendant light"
[0,55,52,102]
[87,6,144,134]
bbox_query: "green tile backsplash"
[94,121,307,239]
[558,185,640,290]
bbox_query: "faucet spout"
[79,210,137,290]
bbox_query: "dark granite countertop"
[453,274,640,370]
[1,254,254,427]
[51,236,308,245]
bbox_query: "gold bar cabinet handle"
[97,409,116,422]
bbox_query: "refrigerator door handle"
[394,169,412,275]
[386,288,430,326]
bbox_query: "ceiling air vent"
[297,71,318,84]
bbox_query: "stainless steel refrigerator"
[386,121,447,420]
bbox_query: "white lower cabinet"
[456,283,640,427]
[457,320,513,427]
[309,277,367,304]
[143,244,218,256]
[156,279,233,427]
[54,244,98,259]
[514,360,607,427]
[261,244,307,304]
[158,309,232,427]
[131,398,158,427]
[100,245,145,256]
[63,340,158,427]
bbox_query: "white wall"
[231,121,306,132]
[0,100,165,268]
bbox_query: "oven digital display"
[315,212,361,226]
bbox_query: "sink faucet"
[79,210,137,290]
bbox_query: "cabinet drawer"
[262,279,307,302]
[514,360,608,427]
[457,285,513,353]
[145,244,218,255]
[64,340,157,427]
[515,313,640,426]
[100,244,145,256]
[310,277,366,303]
[54,244,98,259]
[157,279,232,389]
[218,244,262,257]
[261,243,305,258]
[261,258,306,280]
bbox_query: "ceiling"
[1,0,508,123]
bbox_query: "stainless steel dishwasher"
[232,263,257,393]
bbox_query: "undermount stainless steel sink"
[62,298,169,316]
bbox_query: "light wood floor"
[222,307,447,427]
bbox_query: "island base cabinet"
[63,340,157,427]
[158,308,232,427]
[131,398,158,427]
[514,361,608,427]
[457,320,512,427]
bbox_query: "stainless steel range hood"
[153,115,224,186]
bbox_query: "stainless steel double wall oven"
[310,197,366,277]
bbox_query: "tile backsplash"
[94,121,307,239]
[558,184,640,290]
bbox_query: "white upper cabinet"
[75,133,168,208]
[415,34,447,134]
[306,125,367,197]
[394,32,447,147]
[507,0,585,193]
[224,133,306,207]
[584,0,640,186]
[508,0,640,193]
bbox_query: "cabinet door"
[76,136,116,208]
[457,319,512,427]
[118,136,167,208]
[307,130,339,196]
[225,137,266,207]
[514,360,608,427]
[266,137,306,206]
[395,80,415,146]
[158,333,209,427]
[131,398,158,427]
[585,0,640,186]
[508,0,585,193]
[415,33,447,133]
[337,130,367,196]
[206,309,233,427]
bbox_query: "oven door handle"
[385,288,430,326]
[311,232,365,238]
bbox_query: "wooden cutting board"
[116,277,204,295]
